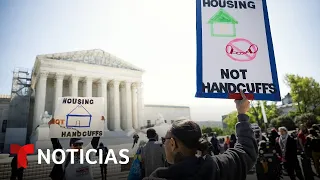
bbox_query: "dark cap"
[171,121,202,149]
[147,128,157,139]
[70,138,84,146]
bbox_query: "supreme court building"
[0,49,190,152]
[31,49,144,132]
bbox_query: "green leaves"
[223,111,238,130]
[270,115,296,131]
[223,101,280,131]
[222,74,320,132]
[294,113,319,128]
[284,74,320,114]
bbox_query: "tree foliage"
[223,74,320,131]
[201,126,224,136]
[285,74,320,114]
[270,115,296,130]
[223,111,238,130]
[201,126,213,134]
[222,128,235,136]
[294,113,319,128]
[223,101,279,131]
[212,127,224,136]
[248,101,280,127]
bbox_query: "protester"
[306,128,320,177]
[219,138,225,154]
[229,134,237,148]
[48,118,102,180]
[210,133,220,155]
[268,129,279,148]
[224,136,230,150]
[277,127,304,180]
[256,140,282,180]
[312,124,320,133]
[10,155,26,180]
[141,129,166,177]
[298,124,308,152]
[96,143,109,180]
[132,133,140,149]
[142,90,258,180]
[128,141,146,180]
[198,136,212,158]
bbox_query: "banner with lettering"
[195,0,281,101]
[50,97,105,138]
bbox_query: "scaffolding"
[7,68,32,129]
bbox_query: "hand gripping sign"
[195,0,281,101]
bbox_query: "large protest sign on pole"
[195,0,281,101]
[50,97,105,138]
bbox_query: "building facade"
[143,105,190,127]
[0,95,10,151]
[278,93,296,115]
[30,49,145,133]
[0,49,190,152]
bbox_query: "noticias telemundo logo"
[10,144,35,168]
[10,144,130,167]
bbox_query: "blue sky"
[0,0,319,121]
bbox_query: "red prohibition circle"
[225,38,258,62]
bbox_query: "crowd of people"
[9,90,319,180]
[128,95,320,180]
[128,91,258,180]
[204,133,238,155]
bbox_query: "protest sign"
[195,0,281,101]
[50,97,105,138]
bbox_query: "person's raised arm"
[212,90,258,180]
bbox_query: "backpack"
[128,148,142,180]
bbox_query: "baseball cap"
[70,138,84,146]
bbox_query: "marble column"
[137,82,144,128]
[33,72,49,129]
[71,75,79,97]
[98,78,109,131]
[108,82,114,130]
[53,73,64,114]
[125,82,133,130]
[120,83,126,130]
[85,77,92,97]
[112,80,121,131]
[131,83,138,129]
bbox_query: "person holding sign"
[48,117,105,180]
[143,90,258,180]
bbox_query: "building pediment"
[37,49,144,72]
